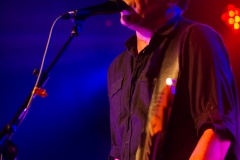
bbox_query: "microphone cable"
[19,16,61,121]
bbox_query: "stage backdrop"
[0,0,239,159]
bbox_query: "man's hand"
[190,128,231,160]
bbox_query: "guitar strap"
[136,19,195,160]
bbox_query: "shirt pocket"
[109,78,123,124]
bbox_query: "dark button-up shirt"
[107,15,239,160]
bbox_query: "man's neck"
[136,31,152,53]
[136,10,181,53]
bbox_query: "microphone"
[61,0,128,22]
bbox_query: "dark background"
[0,0,239,159]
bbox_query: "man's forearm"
[190,128,231,160]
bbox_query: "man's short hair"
[177,0,189,11]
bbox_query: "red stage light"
[221,13,228,21]
[228,4,236,11]
[235,16,240,23]
[235,9,240,15]
[222,4,240,30]
[234,23,240,30]
[229,18,235,25]
[229,10,235,17]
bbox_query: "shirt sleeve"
[107,57,123,159]
[181,24,239,140]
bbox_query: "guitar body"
[136,78,175,160]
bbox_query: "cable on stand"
[0,23,83,160]
[0,1,128,159]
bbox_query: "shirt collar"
[124,14,183,52]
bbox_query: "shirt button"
[126,141,129,144]
[206,103,215,110]
[153,78,157,84]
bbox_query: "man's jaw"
[120,8,133,24]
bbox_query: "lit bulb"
[229,10,235,17]
[235,16,240,23]
[166,78,173,86]
[229,18,235,24]
[234,23,240,30]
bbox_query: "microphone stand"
[0,23,83,160]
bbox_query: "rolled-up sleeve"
[181,24,238,140]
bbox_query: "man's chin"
[120,19,128,27]
[120,15,138,30]
[121,15,131,25]
[121,19,145,33]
